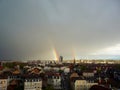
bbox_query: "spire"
[73,57,76,65]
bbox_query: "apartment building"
[0,78,8,90]
[24,78,42,90]
[75,80,98,90]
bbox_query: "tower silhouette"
[59,56,63,63]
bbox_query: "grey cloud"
[0,0,120,60]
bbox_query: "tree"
[79,65,87,71]
[44,85,54,90]
[3,62,15,68]
[59,70,64,74]
[14,86,24,90]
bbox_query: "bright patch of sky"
[92,44,120,55]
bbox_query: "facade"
[52,75,62,89]
[83,72,94,78]
[47,77,52,85]
[47,73,62,89]
[8,75,21,84]
[74,80,98,90]
[59,56,63,63]
[24,79,42,90]
[0,79,8,90]
[64,67,70,74]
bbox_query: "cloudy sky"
[0,0,120,60]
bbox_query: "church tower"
[73,57,76,65]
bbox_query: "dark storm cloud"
[0,0,120,60]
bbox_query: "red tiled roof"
[53,73,60,77]
[70,72,79,78]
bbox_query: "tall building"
[59,56,63,63]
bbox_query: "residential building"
[0,79,8,90]
[83,72,94,78]
[52,73,62,89]
[24,78,42,90]
[74,79,98,90]
[46,72,62,89]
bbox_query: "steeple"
[73,57,76,65]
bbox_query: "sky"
[0,0,120,60]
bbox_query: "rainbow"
[49,39,59,61]
[52,47,59,61]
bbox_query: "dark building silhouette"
[59,56,63,63]
[73,58,76,65]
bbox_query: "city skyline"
[0,0,120,60]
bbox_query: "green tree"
[3,62,15,68]
[44,85,54,90]
[59,69,64,74]
[79,65,87,71]
[14,86,24,90]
